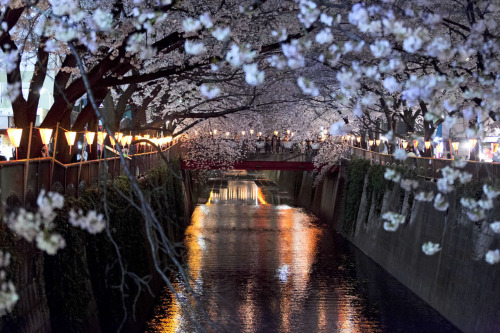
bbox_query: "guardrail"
[0,143,181,208]
[343,145,500,180]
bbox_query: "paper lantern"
[469,138,478,148]
[7,128,22,147]
[213,130,217,135]
[369,140,374,146]
[97,132,107,145]
[115,132,123,143]
[492,143,499,153]
[452,141,459,153]
[241,131,246,136]
[39,128,53,145]
[414,140,418,148]
[274,131,278,136]
[376,139,381,146]
[166,136,173,143]
[250,130,254,135]
[85,132,95,153]
[356,137,361,143]
[425,141,431,149]
[39,128,53,157]
[7,128,22,159]
[402,141,408,149]
[65,131,76,155]
[258,132,262,137]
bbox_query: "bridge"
[180,152,316,171]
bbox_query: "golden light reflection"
[147,178,356,333]
[256,187,268,205]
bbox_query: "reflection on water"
[146,173,458,332]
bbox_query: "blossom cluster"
[382,211,406,232]
[0,251,18,316]
[5,190,66,255]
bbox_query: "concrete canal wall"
[265,162,500,333]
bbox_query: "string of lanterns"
[6,125,175,158]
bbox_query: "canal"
[146,171,459,332]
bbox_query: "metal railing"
[343,145,500,180]
[0,143,182,207]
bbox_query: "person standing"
[276,136,281,153]
[272,135,277,153]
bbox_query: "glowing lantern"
[250,129,254,135]
[376,139,380,146]
[402,141,408,149]
[213,130,217,135]
[492,143,499,153]
[425,141,431,149]
[120,135,127,146]
[39,128,52,145]
[287,130,291,135]
[452,141,459,154]
[369,140,374,146]
[97,132,107,145]
[469,138,478,148]
[436,144,443,155]
[115,132,123,143]
[39,128,53,157]
[226,132,230,137]
[85,132,95,152]
[166,136,173,143]
[124,135,132,146]
[7,128,22,159]
[241,131,246,136]
[274,131,278,136]
[414,140,419,149]
[258,132,262,137]
[356,137,361,143]
[65,131,76,154]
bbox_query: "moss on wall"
[43,160,186,332]
[343,158,370,235]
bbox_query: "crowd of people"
[254,135,322,154]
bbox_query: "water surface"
[146,173,459,332]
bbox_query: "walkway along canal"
[146,171,458,332]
